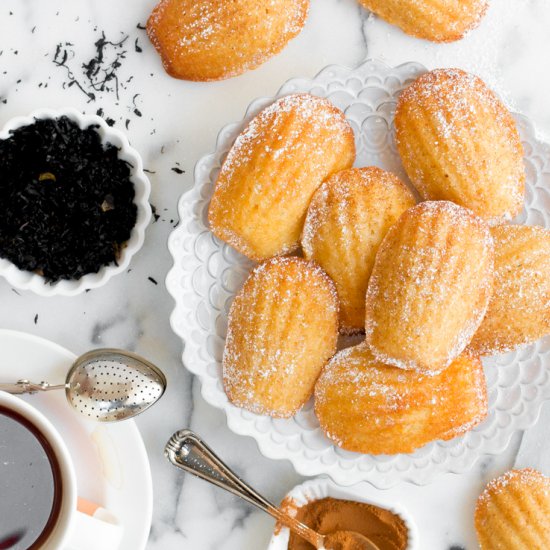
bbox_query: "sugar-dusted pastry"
[358,0,488,43]
[475,469,550,549]
[147,0,309,81]
[223,256,339,418]
[302,167,415,332]
[470,224,550,355]
[395,68,525,224]
[209,94,355,260]
[365,201,493,375]
[314,343,487,455]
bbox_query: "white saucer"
[0,329,152,550]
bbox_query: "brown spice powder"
[283,497,408,550]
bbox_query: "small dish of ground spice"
[0,108,151,295]
[268,478,418,550]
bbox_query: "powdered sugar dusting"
[365,201,494,374]
[471,224,550,355]
[360,0,489,42]
[315,345,488,453]
[477,468,550,507]
[209,93,355,259]
[223,256,339,418]
[301,166,415,332]
[219,93,353,184]
[475,468,550,547]
[395,68,525,224]
[147,0,309,80]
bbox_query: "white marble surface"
[0,1,549,549]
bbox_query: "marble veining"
[0,1,548,548]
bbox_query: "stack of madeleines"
[207,68,550,456]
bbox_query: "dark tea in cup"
[0,405,63,549]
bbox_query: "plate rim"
[0,328,153,549]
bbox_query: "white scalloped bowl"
[0,108,151,296]
[166,59,550,488]
[267,477,418,549]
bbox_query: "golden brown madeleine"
[223,256,339,418]
[302,167,416,333]
[147,0,309,81]
[365,201,494,375]
[395,68,525,224]
[358,0,488,43]
[475,469,550,549]
[470,224,550,355]
[209,94,355,260]
[314,344,487,455]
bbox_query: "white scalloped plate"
[166,60,550,488]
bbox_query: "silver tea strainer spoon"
[0,349,166,421]
[165,430,380,550]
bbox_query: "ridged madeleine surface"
[209,94,356,260]
[147,0,309,81]
[395,69,525,224]
[358,0,488,43]
[314,344,487,455]
[302,167,415,332]
[365,201,493,374]
[470,224,550,355]
[223,256,339,418]
[475,469,550,549]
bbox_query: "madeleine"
[359,0,488,42]
[209,94,355,260]
[315,344,488,455]
[302,167,415,332]
[147,0,309,81]
[470,224,550,355]
[475,469,550,549]
[365,201,494,375]
[223,256,339,418]
[395,68,525,224]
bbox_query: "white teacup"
[0,391,122,550]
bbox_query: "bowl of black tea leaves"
[0,108,151,295]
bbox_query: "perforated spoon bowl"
[0,349,166,421]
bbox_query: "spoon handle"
[0,380,65,394]
[165,430,323,548]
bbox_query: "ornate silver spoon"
[165,430,380,550]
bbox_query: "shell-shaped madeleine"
[223,256,339,418]
[365,201,494,375]
[475,469,550,550]
[302,167,416,332]
[208,94,356,261]
[314,344,487,455]
[147,0,309,81]
[395,69,525,224]
[470,224,550,355]
[358,0,488,43]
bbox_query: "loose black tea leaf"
[0,116,137,282]
[53,32,129,102]
[151,204,160,223]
